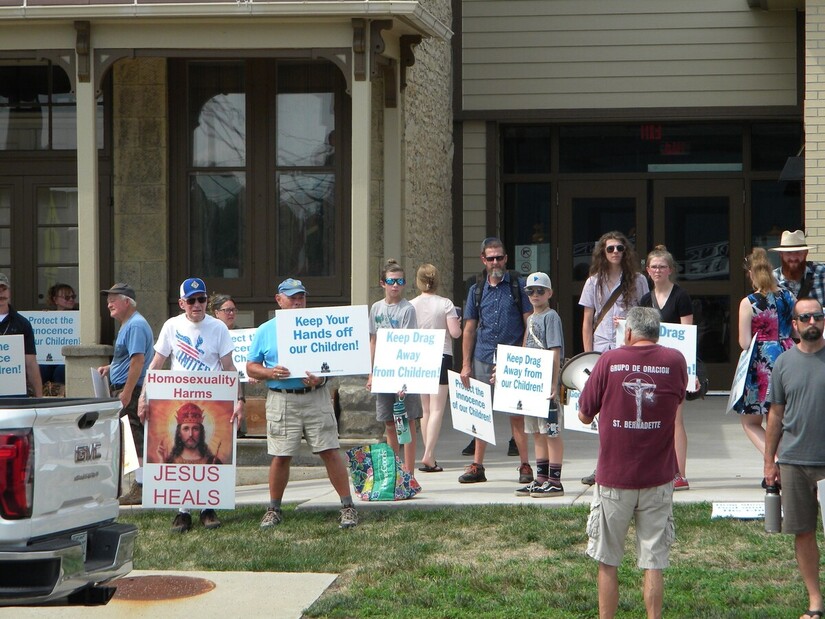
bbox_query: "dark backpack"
[464,270,524,328]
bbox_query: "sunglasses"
[525,288,548,296]
[483,255,506,262]
[384,278,406,286]
[185,296,208,305]
[605,245,625,254]
[795,312,825,322]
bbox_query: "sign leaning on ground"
[0,334,26,396]
[19,310,80,365]
[447,370,496,445]
[275,305,371,377]
[492,344,557,418]
[142,370,238,510]
[371,328,445,395]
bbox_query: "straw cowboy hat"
[770,229,811,252]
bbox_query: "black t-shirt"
[640,285,692,324]
[0,305,37,355]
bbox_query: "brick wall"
[807,2,825,261]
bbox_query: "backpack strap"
[798,264,814,299]
[474,270,524,330]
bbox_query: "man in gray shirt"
[765,298,825,619]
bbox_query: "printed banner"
[19,310,80,364]
[229,328,256,382]
[447,370,496,445]
[562,389,599,435]
[616,320,697,387]
[0,335,26,396]
[276,305,371,376]
[492,344,557,418]
[143,370,238,510]
[371,328,445,394]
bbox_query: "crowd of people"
[4,227,825,618]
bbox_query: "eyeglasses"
[217,307,237,314]
[525,288,548,296]
[185,296,208,305]
[384,278,406,286]
[483,255,506,262]
[58,294,77,300]
[647,265,669,271]
[794,312,825,322]
[605,245,625,254]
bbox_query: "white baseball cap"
[525,272,552,289]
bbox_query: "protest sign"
[727,335,758,413]
[276,305,370,376]
[371,328,444,394]
[491,344,557,418]
[0,335,26,396]
[19,310,80,364]
[562,389,599,435]
[447,370,495,445]
[229,328,256,381]
[616,320,697,386]
[143,370,238,509]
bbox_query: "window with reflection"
[0,187,9,269]
[692,295,731,363]
[0,63,103,150]
[571,197,637,281]
[503,183,551,273]
[36,186,78,301]
[664,197,730,281]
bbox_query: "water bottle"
[393,398,411,445]
[764,485,782,533]
[547,400,560,438]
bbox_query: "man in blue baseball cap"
[247,278,357,530]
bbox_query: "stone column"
[63,345,113,397]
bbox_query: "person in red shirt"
[579,306,687,619]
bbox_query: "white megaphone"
[560,351,602,394]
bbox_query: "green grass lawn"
[120,503,817,618]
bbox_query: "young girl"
[367,259,422,473]
[515,272,565,497]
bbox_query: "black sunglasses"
[795,312,825,322]
[605,244,625,254]
[484,255,506,262]
[185,296,208,305]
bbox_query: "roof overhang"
[747,0,804,10]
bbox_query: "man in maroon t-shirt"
[579,306,687,619]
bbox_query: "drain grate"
[114,575,216,601]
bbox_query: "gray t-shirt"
[525,308,564,358]
[768,345,825,466]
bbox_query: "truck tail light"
[0,430,33,519]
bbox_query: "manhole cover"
[114,575,216,601]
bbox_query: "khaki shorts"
[586,482,675,569]
[265,387,340,457]
[779,464,825,534]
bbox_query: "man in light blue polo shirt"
[246,278,357,530]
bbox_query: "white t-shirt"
[155,313,234,372]
[410,293,458,355]
[578,273,648,352]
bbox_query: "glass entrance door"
[558,179,744,388]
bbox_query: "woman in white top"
[410,264,462,472]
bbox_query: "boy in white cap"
[514,272,565,497]
[770,230,825,307]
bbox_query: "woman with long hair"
[410,264,462,472]
[640,245,693,490]
[737,247,795,464]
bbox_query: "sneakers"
[673,475,690,491]
[339,506,358,529]
[530,480,564,497]
[200,509,221,529]
[458,463,487,483]
[260,508,283,528]
[118,481,142,506]
[171,512,192,533]
[461,438,476,456]
[581,471,596,486]
[518,463,534,484]
[507,437,519,457]
[515,480,540,497]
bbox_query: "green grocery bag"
[346,443,421,501]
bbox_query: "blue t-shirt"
[463,272,530,364]
[109,311,154,387]
[247,316,304,390]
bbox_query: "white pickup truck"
[0,398,137,606]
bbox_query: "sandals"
[418,462,443,473]
[802,611,824,619]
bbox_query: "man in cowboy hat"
[770,230,825,307]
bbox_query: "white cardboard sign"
[492,344,557,418]
[19,310,80,364]
[616,320,698,387]
[447,370,496,445]
[0,335,26,396]
[230,328,256,382]
[371,328,445,394]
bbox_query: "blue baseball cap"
[180,277,207,299]
[278,278,306,297]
